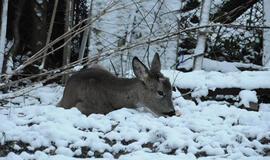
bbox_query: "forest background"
[0,0,270,90]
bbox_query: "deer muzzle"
[163,110,176,117]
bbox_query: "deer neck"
[107,78,144,109]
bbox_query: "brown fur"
[57,54,175,116]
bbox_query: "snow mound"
[163,70,270,90]
[239,90,258,107]
[1,83,270,159]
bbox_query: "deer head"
[132,53,175,116]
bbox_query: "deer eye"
[157,91,165,97]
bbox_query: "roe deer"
[57,53,176,116]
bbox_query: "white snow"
[73,65,84,71]
[36,0,43,5]
[1,70,270,159]
[239,90,258,108]
[179,56,240,72]
[164,70,270,90]
[260,103,270,112]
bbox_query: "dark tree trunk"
[2,0,25,73]
[30,0,48,54]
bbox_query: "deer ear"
[150,53,161,73]
[132,57,149,82]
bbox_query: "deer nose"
[163,110,176,117]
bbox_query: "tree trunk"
[0,0,8,73]
[176,0,183,68]
[40,0,59,70]
[3,0,25,74]
[30,0,47,55]
[79,24,90,64]
[62,0,73,83]
[263,0,270,67]
[79,0,93,64]
[83,0,94,63]
[193,0,212,70]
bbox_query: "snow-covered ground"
[164,70,270,90]
[1,71,270,160]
